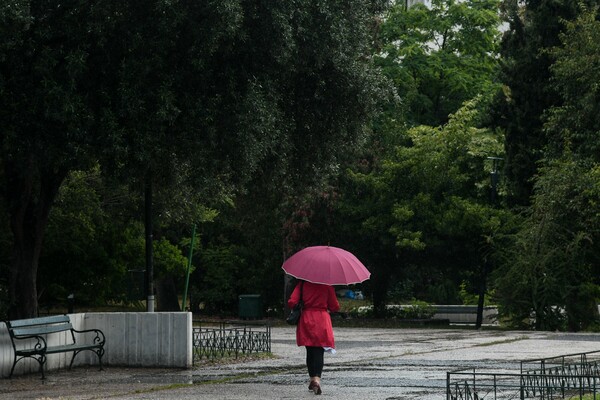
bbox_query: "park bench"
[5,314,105,379]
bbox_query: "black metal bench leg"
[69,348,105,371]
[8,356,46,379]
[39,355,46,380]
[97,348,104,371]
[69,351,78,369]
[9,357,17,379]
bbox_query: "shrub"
[350,300,435,319]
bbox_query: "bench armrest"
[72,328,106,346]
[12,334,48,352]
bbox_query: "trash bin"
[239,294,263,319]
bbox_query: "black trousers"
[306,346,324,377]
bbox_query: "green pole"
[181,224,196,311]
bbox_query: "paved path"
[1,327,599,399]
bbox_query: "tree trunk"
[372,271,390,318]
[5,158,66,319]
[9,234,39,320]
[155,276,181,311]
[475,262,488,329]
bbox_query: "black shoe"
[313,382,322,395]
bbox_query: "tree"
[38,168,123,307]
[336,95,507,315]
[494,157,600,330]
[544,6,600,162]
[37,161,210,309]
[327,0,503,314]
[492,5,600,332]
[0,1,389,318]
[493,0,599,207]
[200,0,390,311]
[376,0,501,128]
[1,1,107,318]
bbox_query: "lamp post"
[145,173,154,313]
[475,157,503,329]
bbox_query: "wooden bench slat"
[14,340,103,356]
[12,323,72,337]
[8,315,70,328]
[14,348,44,356]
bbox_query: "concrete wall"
[0,312,192,377]
[436,305,600,325]
[357,304,499,325]
[432,305,498,325]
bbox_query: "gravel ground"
[1,326,599,400]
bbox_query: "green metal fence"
[447,350,600,400]
[192,321,271,363]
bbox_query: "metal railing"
[448,369,600,399]
[447,350,600,400]
[522,350,600,378]
[520,351,600,399]
[192,321,271,363]
[448,369,529,400]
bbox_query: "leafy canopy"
[376,0,501,127]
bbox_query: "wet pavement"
[1,326,599,399]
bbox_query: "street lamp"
[476,157,503,329]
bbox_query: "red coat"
[287,281,340,348]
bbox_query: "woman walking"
[287,280,340,395]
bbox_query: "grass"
[471,336,528,347]
[193,352,278,368]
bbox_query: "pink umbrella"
[282,246,371,285]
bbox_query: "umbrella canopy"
[282,246,371,285]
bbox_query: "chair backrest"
[7,315,72,337]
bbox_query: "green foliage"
[194,244,245,315]
[493,5,600,331]
[188,0,391,314]
[459,281,480,305]
[494,157,600,331]
[1,0,388,317]
[338,0,504,315]
[11,0,600,330]
[376,0,501,127]
[40,168,126,306]
[387,280,416,303]
[336,93,507,313]
[545,6,600,162]
[494,0,598,206]
[428,279,460,305]
[459,281,494,306]
[385,94,505,260]
[0,0,108,317]
[153,238,188,279]
[38,168,195,307]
